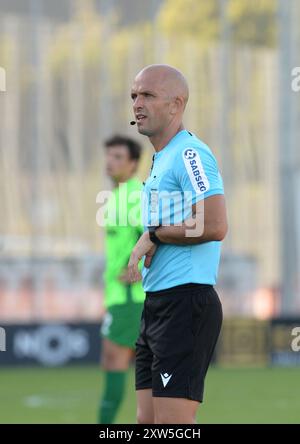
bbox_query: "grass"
[0,366,299,424]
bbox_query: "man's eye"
[131,95,136,100]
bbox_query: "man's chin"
[137,126,152,136]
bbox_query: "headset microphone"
[130,120,136,125]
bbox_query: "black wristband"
[148,226,162,245]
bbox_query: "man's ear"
[170,96,184,115]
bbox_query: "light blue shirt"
[141,129,224,292]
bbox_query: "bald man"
[128,64,228,424]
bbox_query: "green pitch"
[0,366,299,424]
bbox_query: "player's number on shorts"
[101,312,113,336]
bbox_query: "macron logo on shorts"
[160,372,172,387]
[182,148,210,194]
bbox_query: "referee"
[128,65,228,424]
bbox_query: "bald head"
[131,65,189,141]
[135,64,189,107]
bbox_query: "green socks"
[98,370,126,424]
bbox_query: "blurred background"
[0,0,299,424]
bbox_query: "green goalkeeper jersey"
[103,177,145,308]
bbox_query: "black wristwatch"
[148,226,162,245]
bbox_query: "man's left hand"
[127,232,158,283]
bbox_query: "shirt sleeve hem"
[192,188,224,203]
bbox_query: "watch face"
[150,232,157,243]
[149,228,161,245]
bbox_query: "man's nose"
[133,95,144,110]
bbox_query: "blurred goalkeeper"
[98,135,145,424]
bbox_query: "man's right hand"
[118,269,140,283]
[144,244,157,268]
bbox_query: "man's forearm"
[154,216,221,246]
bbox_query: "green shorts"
[100,301,144,349]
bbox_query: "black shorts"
[135,283,223,402]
